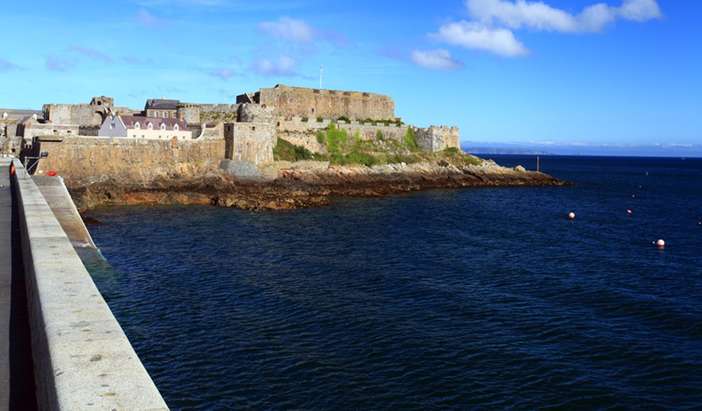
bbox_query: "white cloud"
[467,0,578,31]
[252,55,298,76]
[429,0,661,57]
[465,0,662,33]
[259,17,314,43]
[619,0,662,21]
[411,49,463,70]
[433,22,528,57]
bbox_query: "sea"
[82,155,702,410]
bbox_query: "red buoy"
[9,163,15,176]
[47,170,58,177]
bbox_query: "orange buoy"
[10,163,15,176]
[47,170,57,177]
[568,212,576,220]
[655,239,666,249]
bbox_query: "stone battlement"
[238,84,395,121]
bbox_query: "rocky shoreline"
[68,160,565,212]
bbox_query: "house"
[144,99,180,119]
[98,115,191,140]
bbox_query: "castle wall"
[415,126,460,152]
[275,118,409,153]
[22,123,82,140]
[42,101,133,127]
[194,122,224,140]
[224,123,275,165]
[43,104,104,126]
[33,137,225,182]
[255,85,395,121]
[177,104,240,125]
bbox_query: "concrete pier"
[9,159,168,410]
[0,158,11,409]
[33,176,96,249]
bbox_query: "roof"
[144,99,180,110]
[117,115,187,130]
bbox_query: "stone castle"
[1,84,459,173]
[236,84,395,121]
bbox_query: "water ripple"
[83,156,702,410]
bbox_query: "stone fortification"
[275,117,460,153]
[238,84,395,121]
[237,103,276,123]
[177,103,240,125]
[415,126,460,152]
[276,117,410,153]
[33,137,225,182]
[224,123,276,165]
[42,96,132,127]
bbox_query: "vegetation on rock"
[275,123,481,167]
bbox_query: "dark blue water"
[84,156,702,410]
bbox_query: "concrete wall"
[12,160,168,410]
[33,137,225,182]
[247,85,395,121]
[224,123,275,165]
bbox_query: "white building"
[98,115,191,140]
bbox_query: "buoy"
[631,194,636,199]
[568,212,576,220]
[655,239,666,249]
[627,209,633,216]
[47,170,57,177]
[10,163,15,176]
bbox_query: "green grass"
[403,127,419,151]
[279,122,481,167]
[273,138,316,161]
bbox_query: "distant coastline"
[464,143,702,158]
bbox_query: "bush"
[337,116,350,123]
[375,130,385,141]
[403,128,419,151]
[273,138,315,161]
[316,116,324,122]
[324,123,349,154]
[301,117,309,122]
[344,150,377,167]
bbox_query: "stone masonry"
[238,84,395,121]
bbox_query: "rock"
[515,165,526,172]
[219,159,262,179]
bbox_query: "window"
[134,122,141,129]
[160,123,166,130]
[174,124,179,131]
[147,122,154,130]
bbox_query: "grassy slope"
[274,123,481,167]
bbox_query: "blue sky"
[1,0,700,149]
